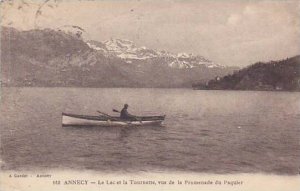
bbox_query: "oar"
[112,109,142,123]
[113,109,121,113]
[97,110,132,125]
[97,110,113,119]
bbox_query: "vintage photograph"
[0,0,300,190]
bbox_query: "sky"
[1,0,300,66]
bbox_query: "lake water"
[0,88,299,174]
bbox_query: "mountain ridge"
[1,27,238,88]
[87,38,222,69]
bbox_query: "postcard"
[0,0,300,191]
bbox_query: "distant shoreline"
[1,85,300,92]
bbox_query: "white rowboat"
[62,112,165,127]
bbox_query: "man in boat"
[120,104,136,120]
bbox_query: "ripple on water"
[1,88,300,175]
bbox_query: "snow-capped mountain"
[87,38,223,69]
[87,39,159,60]
[57,25,224,69]
[2,27,238,88]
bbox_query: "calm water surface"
[0,88,299,174]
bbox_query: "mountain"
[193,56,300,91]
[1,27,237,88]
[87,38,223,69]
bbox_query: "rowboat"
[62,112,166,127]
